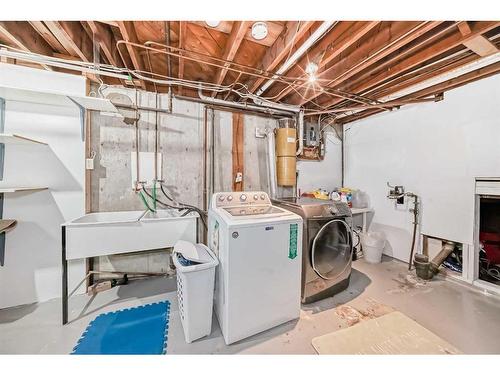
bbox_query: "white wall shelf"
[0,84,118,112]
[0,187,47,193]
[0,133,47,146]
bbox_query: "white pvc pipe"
[296,110,304,156]
[0,49,131,80]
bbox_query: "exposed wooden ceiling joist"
[339,60,500,124]
[268,21,381,101]
[211,21,251,97]
[458,22,499,57]
[295,21,443,106]
[1,20,499,124]
[44,21,93,63]
[116,21,146,89]
[0,21,54,70]
[248,20,316,94]
[87,21,122,67]
[177,21,187,95]
[0,21,52,56]
[317,21,500,110]
[28,21,67,54]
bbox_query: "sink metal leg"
[62,225,68,325]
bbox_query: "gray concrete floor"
[1,257,500,354]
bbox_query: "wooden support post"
[84,77,95,289]
[232,112,244,192]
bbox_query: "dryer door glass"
[311,219,352,280]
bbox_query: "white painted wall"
[0,64,86,308]
[297,132,343,194]
[344,74,500,262]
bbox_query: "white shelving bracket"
[0,97,5,181]
[67,96,86,142]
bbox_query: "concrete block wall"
[89,87,284,274]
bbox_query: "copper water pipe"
[115,40,384,107]
[117,40,323,86]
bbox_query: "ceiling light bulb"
[251,22,268,40]
[205,21,220,28]
[308,74,317,83]
[305,62,318,76]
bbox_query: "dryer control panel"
[212,191,271,208]
[324,202,352,217]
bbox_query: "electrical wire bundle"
[139,181,207,229]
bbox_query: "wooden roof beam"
[178,21,187,95]
[267,21,380,101]
[338,60,500,124]
[0,21,53,70]
[211,21,250,97]
[458,21,499,57]
[28,21,68,54]
[44,21,93,63]
[317,21,500,110]
[87,21,121,67]
[248,21,315,94]
[116,21,146,89]
[294,21,442,106]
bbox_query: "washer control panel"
[213,191,271,208]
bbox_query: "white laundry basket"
[360,231,386,264]
[173,240,219,343]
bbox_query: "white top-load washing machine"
[208,191,303,345]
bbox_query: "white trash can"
[360,231,386,264]
[173,240,219,343]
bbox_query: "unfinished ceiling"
[0,21,499,123]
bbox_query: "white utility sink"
[63,209,198,260]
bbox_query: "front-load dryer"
[272,197,353,304]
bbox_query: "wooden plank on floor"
[312,311,462,355]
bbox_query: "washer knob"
[253,194,259,201]
[260,194,266,200]
[227,195,233,201]
[240,194,247,201]
[218,195,225,202]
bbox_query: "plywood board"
[312,311,461,355]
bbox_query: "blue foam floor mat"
[72,301,170,355]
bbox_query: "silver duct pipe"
[198,87,299,116]
[266,127,278,199]
[251,96,301,114]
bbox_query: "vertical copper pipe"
[134,89,140,191]
[202,105,208,212]
[154,92,159,181]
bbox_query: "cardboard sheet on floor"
[311,311,461,354]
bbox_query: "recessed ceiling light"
[251,22,268,40]
[205,21,220,28]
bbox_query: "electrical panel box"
[299,121,325,161]
[304,121,320,147]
